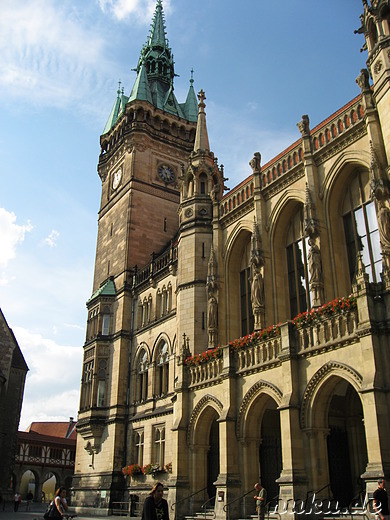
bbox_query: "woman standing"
[142,482,169,520]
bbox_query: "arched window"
[156,342,169,396]
[342,172,381,283]
[199,173,207,195]
[240,242,254,336]
[286,207,310,318]
[137,350,149,402]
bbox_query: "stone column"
[276,322,308,513]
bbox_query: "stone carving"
[297,115,310,137]
[308,239,322,284]
[206,247,218,347]
[356,68,370,92]
[251,264,264,308]
[249,152,261,174]
[250,219,265,330]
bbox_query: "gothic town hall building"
[73,1,390,518]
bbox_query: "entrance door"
[326,385,367,507]
[259,408,282,503]
[207,419,219,500]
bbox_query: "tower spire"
[193,90,210,152]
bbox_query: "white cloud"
[0,0,108,109]
[99,0,171,22]
[14,327,83,430]
[0,208,33,269]
[43,229,60,248]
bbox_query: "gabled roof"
[25,420,77,440]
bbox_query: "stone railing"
[188,358,224,387]
[295,308,358,353]
[133,241,178,288]
[235,337,281,372]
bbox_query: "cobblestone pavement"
[0,503,101,520]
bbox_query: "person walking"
[374,479,389,520]
[254,482,267,520]
[13,492,21,512]
[142,482,169,520]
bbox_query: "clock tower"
[74,0,198,505]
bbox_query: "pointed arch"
[187,394,223,446]
[236,379,283,439]
[300,361,363,430]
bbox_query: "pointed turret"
[193,90,210,152]
[128,0,191,119]
[102,82,129,135]
[180,70,198,121]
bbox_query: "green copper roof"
[180,71,198,121]
[102,84,129,135]
[103,1,198,135]
[87,278,116,304]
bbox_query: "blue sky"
[0,0,366,430]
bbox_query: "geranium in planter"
[143,463,161,475]
[122,463,144,477]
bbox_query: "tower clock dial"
[112,168,122,190]
[158,164,175,183]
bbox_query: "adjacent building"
[0,308,28,499]
[73,1,390,518]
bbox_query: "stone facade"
[73,1,390,518]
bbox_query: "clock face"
[158,164,175,183]
[112,168,122,190]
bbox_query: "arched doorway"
[326,381,367,507]
[20,470,37,499]
[190,400,221,506]
[240,386,282,500]
[303,367,368,507]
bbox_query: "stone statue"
[378,199,390,245]
[308,240,322,283]
[251,264,264,308]
[249,152,261,174]
[208,295,217,329]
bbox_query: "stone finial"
[304,184,320,238]
[297,115,310,137]
[249,152,261,174]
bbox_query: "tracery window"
[154,426,165,467]
[81,360,94,410]
[134,430,144,466]
[342,172,381,283]
[240,242,254,336]
[97,359,107,407]
[286,207,311,318]
[137,350,149,402]
[156,342,169,396]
